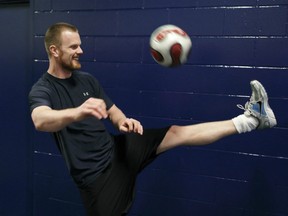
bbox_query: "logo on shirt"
[83,92,89,96]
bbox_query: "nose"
[77,46,83,54]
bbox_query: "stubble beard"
[61,58,82,73]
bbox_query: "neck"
[47,63,72,79]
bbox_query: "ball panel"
[170,43,182,67]
[150,48,164,62]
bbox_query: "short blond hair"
[44,22,78,56]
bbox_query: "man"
[29,22,277,216]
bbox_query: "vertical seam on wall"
[286,5,288,35]
[222,7,226,36]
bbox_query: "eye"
[71,45,78,50]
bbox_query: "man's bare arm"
[31,98,108,132]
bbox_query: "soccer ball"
[150,24,192,67]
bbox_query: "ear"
[49,45,59,57]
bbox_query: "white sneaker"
[237,80,277,129]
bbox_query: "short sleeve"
[28,83,52,113]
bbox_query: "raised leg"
[156,80,277,154]
[157,120,236,154]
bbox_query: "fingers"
[94,103,108,119]
[80,98,108,119]
[79,99,143,135]
[120,118,143,135]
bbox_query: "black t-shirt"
[29,71,115,187]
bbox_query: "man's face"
[57,30,83,72]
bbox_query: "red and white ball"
[150,24,192,67]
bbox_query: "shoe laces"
[237,104,245,111]
[237,102,253,116]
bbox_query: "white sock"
[232,114,259,134]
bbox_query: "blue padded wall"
[30,0,288,216]
[0,4,32,216]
